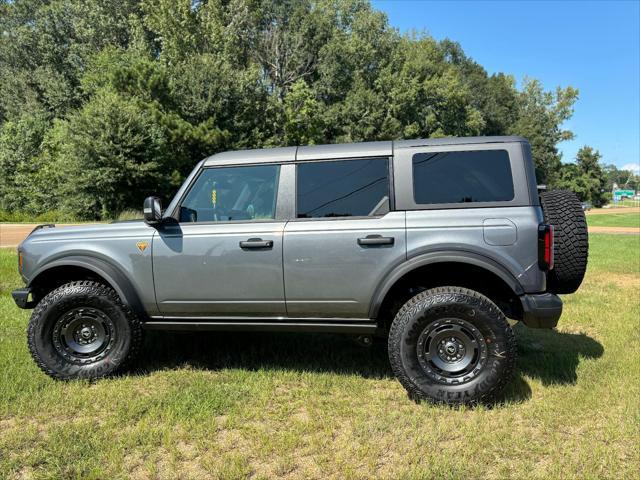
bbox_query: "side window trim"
[168,167,204,220]
[292,156,393,221]
[275,163,296,220]
[393,143,530,211]
[175,163,282,225]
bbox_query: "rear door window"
[412,150,514,204]
[296,158,390,218]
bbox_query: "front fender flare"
[368,250,524,319]
[28,255,146,317]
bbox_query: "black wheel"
[388,287,516,405]
[27,281,142,380]
[540,190,589,294]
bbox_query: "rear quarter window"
[412,150,514,204]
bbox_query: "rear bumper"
[12,288,36,309]
[520,293,562,329]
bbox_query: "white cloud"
[621,163,640,174]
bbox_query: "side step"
[142,321,378,334]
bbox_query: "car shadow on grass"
[132,325,604,404]
[134,330,394,380]
[513,323,604,386]
[498,325,604,403]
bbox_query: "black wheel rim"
[416,318,488,385]
[52,307,115,364]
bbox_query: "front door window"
[179,165,280,223]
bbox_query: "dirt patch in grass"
[125,446,212,480]
[587,272,640,289]
[586,207,640,215]
[588,226,639,234]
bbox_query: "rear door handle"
[239,238,273,249]
[357,235,394,246]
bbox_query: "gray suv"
[12,136,589,405]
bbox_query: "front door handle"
[239,238,273,249]
[357,235,394,246]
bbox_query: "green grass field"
[1,235,639,479]
[587,211,640,228]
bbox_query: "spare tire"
[540,190,589,294]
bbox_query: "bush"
[0,209,79,223]
[115,209,143,221]
[0,114,51,214]
[52,89,171,220]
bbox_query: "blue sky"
[372,0,640,172]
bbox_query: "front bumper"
[520,293,563,329]
[12,288,36,309]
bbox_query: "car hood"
[21,221,154,245]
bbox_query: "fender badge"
[136,241,148,252]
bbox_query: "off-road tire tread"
[27,281,142,380]
[388,286,516,405]
[540,190,589,294]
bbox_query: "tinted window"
[412,150,514,204]
[180,165,279,222]
[297,158,390,218]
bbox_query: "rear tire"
[27,281,142,380]
[540,190,589,294]
[388,287,516,405]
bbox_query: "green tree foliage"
[508,79,578,186]
[283,80,325,145]
[0,0,582,219]
[557,146,608,207]
[0,114,50,213]
[52,89,171,219]
[603,164,639,192]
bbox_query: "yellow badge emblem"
[136,241,148,252]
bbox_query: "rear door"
[283,157,406,319]
[153,163,287,317]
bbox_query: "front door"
[283,157,406,318]
[153,164,286,317]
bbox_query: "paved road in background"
[0,224,93,248]
[1,224,40,248]
[2,216,639,248]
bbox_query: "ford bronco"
[12,136,588,405]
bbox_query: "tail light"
[538,224,554,271]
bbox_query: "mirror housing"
[143,196,163,225]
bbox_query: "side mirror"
[143,196,163,225]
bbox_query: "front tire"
[388,287,516,405]
[27,281,142,380]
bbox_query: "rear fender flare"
[368,250,524,319]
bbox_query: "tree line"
[0,0,633,220]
